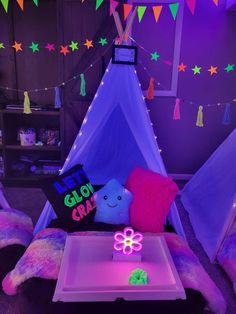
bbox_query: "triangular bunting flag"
[186,0,196,15]
[169,3,179,20]
[110,0,119,16]
[1,0,9,12]
[17,0,24,10]
[152,6,162,23]
[123,3,133,20]
[137,6,147,23]
[32,0,38,6]
[213,0,219,6]
[96,0,104,10]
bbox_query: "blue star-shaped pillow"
[94,179,132,225]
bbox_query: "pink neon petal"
[131,233,143,242]
[132,242,142,252]
[123,245,133,255]
[114,242,124,251]
[114,232,125,242]
[124,227,134,238]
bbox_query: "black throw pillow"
[41,164,96,232]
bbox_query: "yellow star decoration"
[208,66,217,76]
[84,39,93,49]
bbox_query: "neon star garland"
[0,35,235,128]
[129,36,235,77]
[0,38,108,55]
[138,59,236,128]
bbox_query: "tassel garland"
[222,103,231,125]
[196,105,204,127]
[23,91,32,114]
[146,77,154,100]
[80,73,86,97]
[54,87,62,109]
[173,98,181,120]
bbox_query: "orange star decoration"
[178,62,187,72]
[60,45,70,56]
[208,66,217,75]
[12,41,22,52]
[84,39,93,49]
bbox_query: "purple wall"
[0,0,235,175]
[138,1,236,174]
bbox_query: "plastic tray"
[53,234,186,302]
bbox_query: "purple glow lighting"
[114,227,143,255]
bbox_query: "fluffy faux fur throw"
[218,222,236,294]
[2,229,226,314]
[0,208,33,249]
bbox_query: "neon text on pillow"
[53,169,96,222]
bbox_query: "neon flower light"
[114,227,143,255]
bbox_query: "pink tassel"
[173,98,181,120]
[146,77,154,100]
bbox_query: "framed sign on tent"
[128,0,184,97]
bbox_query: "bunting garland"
[16,0,24,11]
[95,0,104,11]
[1,0,9,13]
[0,0,222,19]
[123,3,132,20]
[137,6,146,23]
[169,3,179,21]
[152,6,162,23]
[110,0,118,16]
[186,0,196,15]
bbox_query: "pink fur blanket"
[217,223,236,294]
[0,208,33,249]
[2,229,226,314]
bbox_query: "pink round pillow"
[125,167,179,233]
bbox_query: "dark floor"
[0,187,236,313]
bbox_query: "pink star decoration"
[45,43,55,51]
[114,227,143,256]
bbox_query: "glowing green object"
[128,268,148,285]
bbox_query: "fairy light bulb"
[101,81,104,85]
[73,145,77,150]
[79,131,82,137]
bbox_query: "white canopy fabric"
[34,62,185,238]
[181,129,236,262]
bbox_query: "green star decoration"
[29,42,39,53]
[98,38,108,46]
[69,41,78,51]
[0,43,5,49]
[192,65,201,75]
[151,52,160,61]
[225,64,234,73]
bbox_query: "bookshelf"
[0,108,63,187]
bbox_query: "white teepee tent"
[181,129,236,262]
[34,61,185,238]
